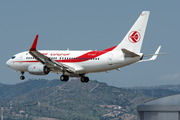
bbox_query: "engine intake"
[28,64,50,75]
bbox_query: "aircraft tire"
[81,77,89,83]
[20,76,25,80]
[80,77,85,83]
[85,77,89,83]
[64,75,69,81]
[60,75,69,81]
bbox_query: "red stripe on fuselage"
[56,45,117,62]
[16,46,117,63]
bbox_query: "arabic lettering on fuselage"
[50,53,70,56]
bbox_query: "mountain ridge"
[0,79,150,120]
[1,79,180,120]
[0,79,64,100]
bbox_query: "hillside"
[129,84,180,91]
[0,79,151,120]
[129,85,180,98]
[0,83,5,86]
[0,79,64,99]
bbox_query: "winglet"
[137,46,161,63]
[148,46,161,60]
[30,35,39,51]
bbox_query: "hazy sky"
[1,0,180,87]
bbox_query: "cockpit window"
[11,56,16,59]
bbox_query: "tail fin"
[113,11,150,53]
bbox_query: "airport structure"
[137,94,180,120]
[1,107,3,120]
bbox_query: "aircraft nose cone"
[6,60,11,67]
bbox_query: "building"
[137,94,180,120]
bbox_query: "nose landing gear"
[20,72,25,80]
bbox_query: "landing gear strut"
[20,72,25,80]
[60,75,69,81]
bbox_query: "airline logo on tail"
[128,31,141,43]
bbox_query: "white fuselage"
[6,49,142,75]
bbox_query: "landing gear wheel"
[80,77,89,83]
[80,77,85,82]
[85,77,89,83]
[60,75,69,81]
[20,76,25,80]
[20,72,25,80]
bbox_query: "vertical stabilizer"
[113,11,150,53]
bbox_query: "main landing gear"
[60,75,89,83]
[20,72,25,80]
[80,76,89,83]
[60,75,69,81]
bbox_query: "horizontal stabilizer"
[121,49,140,57]
[143,52,172,57]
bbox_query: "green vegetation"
[0,79,64,99]
[1,79,178,120]
[129,88,180,98]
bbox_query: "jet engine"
[28,64,50,75]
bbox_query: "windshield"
[11,56,16,59]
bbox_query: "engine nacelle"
[28,64,50,75]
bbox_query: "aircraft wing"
[29,35,76,73]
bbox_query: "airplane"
[6,11,166,83]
